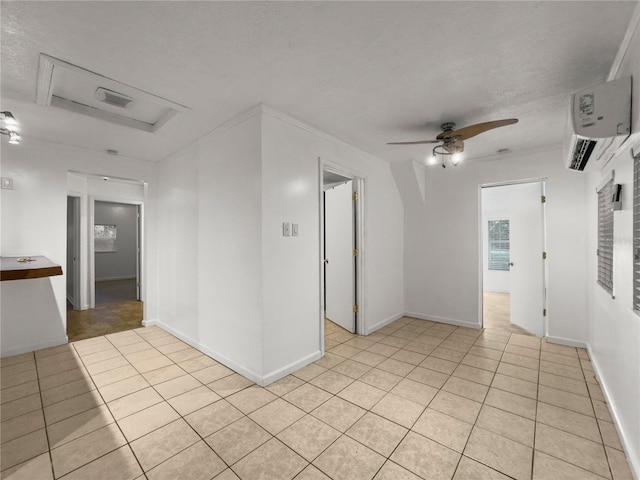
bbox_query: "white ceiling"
[1,1,637,164]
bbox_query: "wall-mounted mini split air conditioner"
[565,76,632,172]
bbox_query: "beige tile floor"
[1,317,635,480]
[483,292,532,336]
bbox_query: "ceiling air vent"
[95,88,133,109]
[36,54,188,133]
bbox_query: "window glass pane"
[488,219,510,271]
[95,224,117,252]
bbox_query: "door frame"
[89,196,144,310]
[319,158,366,350]
[478,178,548,336]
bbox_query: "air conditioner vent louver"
[564,77,631,172]
[570,139,597,171]
[95,88,132,109]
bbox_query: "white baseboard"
[405,312,481,330]
[95,276,137,282]
[66,293,75,307]
[366,312,405,335]
[587,345,640,480]
[139,321,322,387]
[545,335,588,349]
[261,350,323,386]
[1,335,69,358]
[196,342,264,386]
[144,321,263,385]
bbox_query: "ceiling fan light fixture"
[388,118,518,168]
[8,131,21,144]
[426,154,438,166]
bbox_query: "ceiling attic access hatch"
[36,54,188,133]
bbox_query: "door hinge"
[543,308,547,317]
[353,248,359,257]
[541,195,546,203]
[352,192,358,201]
[542,252,547,260]
[353,304,358,313]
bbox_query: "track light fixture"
[1,111,21,145]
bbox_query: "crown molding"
[608,1,640,81]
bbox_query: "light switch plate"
[282,222,291,236]
[292,223,298,236]
[1,177,13,189]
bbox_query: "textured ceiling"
[1,1,637,164]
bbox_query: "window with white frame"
[597,178,614,295]
[488,219,510,271]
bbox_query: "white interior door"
[325,181,355,332]
[509,182,545,337]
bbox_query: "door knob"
[509,262,514,267]
[324,258,329,264]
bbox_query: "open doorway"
[66,196,81,311]
[66,198,143,342]
[481,181,547,337]
[322,168,363,336]
[94,201,140,306]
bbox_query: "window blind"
[634,157,640,310]
[597,178,614,295]
[488,219,510,271]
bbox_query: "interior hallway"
[66,279,143,342]
[0,317,633,480]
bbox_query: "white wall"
[585,9,640,477]
[157,111,264,380]
[94,201,138,281]
[398,148,588,341]
[586,152,640,478]
[261,108,405,341]
[0,139,157,357]
[156,106,404,385]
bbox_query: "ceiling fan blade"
[387,139,439,145]
[437,119,518,141]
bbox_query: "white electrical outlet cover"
[283,222,291,236]
[292,223,298,236]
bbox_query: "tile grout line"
[33,350,57,480]
[3,319,625,480]
[56,331,150,480]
